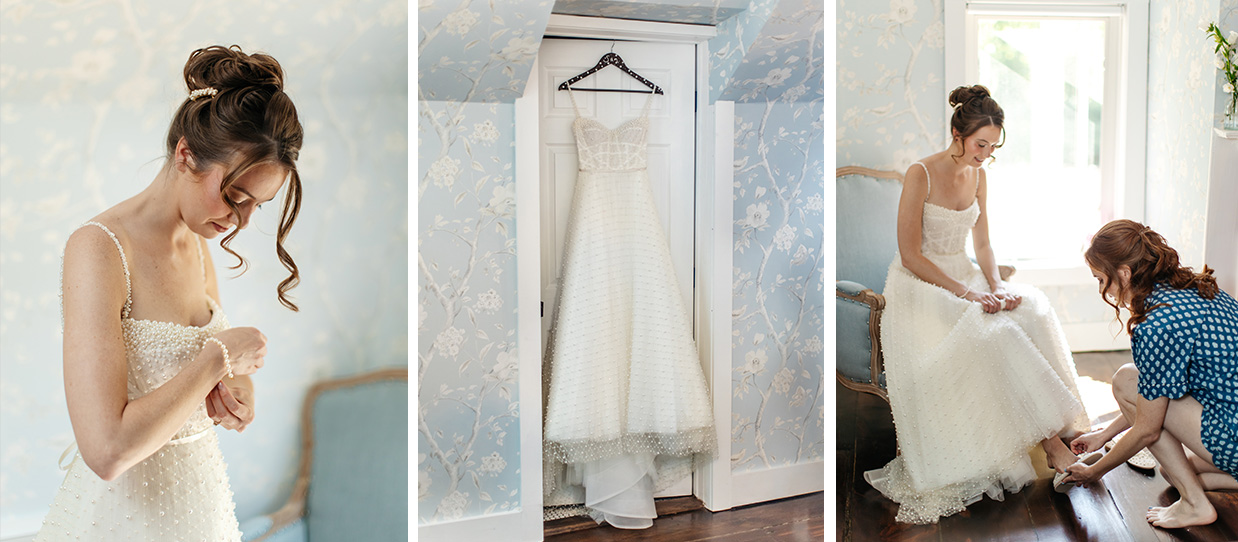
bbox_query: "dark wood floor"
[545,491,824,541]
[837,351,1238,542]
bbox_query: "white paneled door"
[537,37,698,500]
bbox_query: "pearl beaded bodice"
[123,298,230,439]
[568,88,654,173]
[914,162,980,256]
[36,222,242,541]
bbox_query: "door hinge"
[541,301,544,318]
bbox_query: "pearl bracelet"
[958,285,971,298]
[205,337,234,379]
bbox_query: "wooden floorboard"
[544,492,823,541]
[837,351,1238,542]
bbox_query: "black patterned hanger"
[558,52,664,95]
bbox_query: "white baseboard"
[1064,321,1131,352]
[728,460,824,509]
[418,510,534,542]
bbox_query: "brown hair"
[948,84,1005,163]
[1084,219,1218,335]
[167,45,304,311]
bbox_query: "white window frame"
[945,0,1147,287]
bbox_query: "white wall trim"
[728,460,825,509]
[419,510,525,541]
[514,58,545,542]
[697,98,735,512]
[544,14,717,42]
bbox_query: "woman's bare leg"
[1111,365,1232,528]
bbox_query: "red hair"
[1084,219,1218,336]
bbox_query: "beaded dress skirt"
[542,91,715,528]
[36,223,241,541]
[865,198,1091,525]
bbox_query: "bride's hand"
[205,382,255,433]
[965,290,1002,313]
[209,327,267,376]
[1070,429,1108,454]
[992,286,1023,311]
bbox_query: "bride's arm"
[202,237,256,433]
[62,228,231,481]
[970,169,1003,292]
[896,164,970,295]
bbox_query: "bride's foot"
[1045,446,1079,473]
[1146,498,1217,528]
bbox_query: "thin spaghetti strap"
[566,87,582,118]
[640,89,656,118]
[80,221,133,319]
[914,161,931,197]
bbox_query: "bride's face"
[957,125,1001,166]
[186,161,287,239]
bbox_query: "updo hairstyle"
[948,84,1005,163]
[1084,219,1218,335]
[166,45,304,311]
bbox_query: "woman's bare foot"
[1043,438,1079,473]
[1147,498,1217,528]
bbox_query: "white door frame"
[516,14,730,539]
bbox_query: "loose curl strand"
[1084,219,1218,336]
[166,45,304,311]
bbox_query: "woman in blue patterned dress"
[1064,219,1237,529]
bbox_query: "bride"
[864,84,1092,524]
[34,45,304,541]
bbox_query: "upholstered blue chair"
[836,167,904,403]
[240,368,408,542]
[836,167,1011,403]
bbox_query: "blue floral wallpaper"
[731,100,826,472]
[718,0,823,103]
[0,0,407,537]
[1146,0,1219,268]
[553,0,747,25]
[418,0,555,102]
[709,0,781,102]
[835,0,946,171]
[417,101,522,525]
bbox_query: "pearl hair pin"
[204,337,233,379]
[188,87,218,101]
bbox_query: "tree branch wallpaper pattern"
[417,100,522,524]
[0,0,407,536]
[418,0,555,103]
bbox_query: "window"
[946,0,1147,274]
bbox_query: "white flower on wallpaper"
[730,101,825,472]
[443,9,480,36]
[418,100,520,525]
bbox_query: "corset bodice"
[921,201,979,255]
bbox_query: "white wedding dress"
[35,222,242,541]
[541,89,715,529]
[864,163,1090,524]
